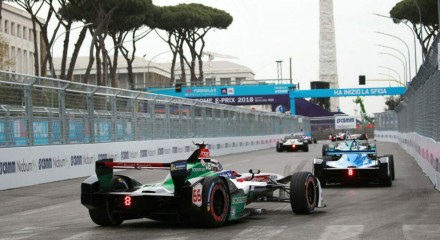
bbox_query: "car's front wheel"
[198,177,230,227]
[290,172,317,214]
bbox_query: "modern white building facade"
[0,3,44,75]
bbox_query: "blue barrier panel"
[95,121,111,142]
[68,120,84,144]
[52,121,61,144]
[0,121,5,146]
[33,121,49,145]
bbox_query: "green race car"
[81,142,325,227]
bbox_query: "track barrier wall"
[375,131,440,191]
[0,135,286,190]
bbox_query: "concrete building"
[0,3,44,75]
[54,55,255,90]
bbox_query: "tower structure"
[319,0,339,112]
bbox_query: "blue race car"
[322,139,377,159]
[313,144,394,187]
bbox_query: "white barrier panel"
[375,131,440,191]
[0,135,285,190]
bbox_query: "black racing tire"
[322,144,329,157]
[303,144,309,152]
[386,155,395,180]
[379,162,392,187]
[290,172,317,214]
[89,202,123,226]
[88,176,129,226]
[313,138,317,144]
[198,177,230,228]
[276,142,282,152]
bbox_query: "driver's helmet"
[210,159,223,172]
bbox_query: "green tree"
[153,4,232,85]
[107,0,154,89]
[385,95,402,110]
[0,34,14,70]
[62,0,154,87]
[390,0,439,58]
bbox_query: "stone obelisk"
[319,0,339,112]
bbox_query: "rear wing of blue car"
[326,149,376,156]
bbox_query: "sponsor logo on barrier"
[158,148,164,155]
[83,156,94,165]
[39,158,52,170]
[98,153,108,160]
[71,155,83,166]
[16,160,32,173]
[140,149,148,158]
[335,116,357,129]
[53,157,68,168]
[185,146,191,152]
[121,151,130,160]
[148,149,156,157]
[130,151,138,159]
[0,161,16,175]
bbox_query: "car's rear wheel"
[290,172,317,214]
[89,201,123,226]
[379,162,392,187]
[386,155,395,180]
[198,177,230,227]
[304,144,309,152]
[276,142,282,152]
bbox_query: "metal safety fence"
[0,71,309,148]
[375,34,440,142]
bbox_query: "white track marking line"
[318,225,364,240]
[232,226,288,240]
[402,225,440,240]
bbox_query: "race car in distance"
[314,142,394,187]
[328,131,368,142]
[296,134,317,144]
[81,142,325,227]
[276,135,309,152]
[322,139,377,159]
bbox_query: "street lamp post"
[377,45,408,83]
[379,52,407,84]
[147,50,170,88]
[374,13,419,75]
[378,66,403,86]
[376,31,411,82]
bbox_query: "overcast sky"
[36,0,418,116]
[144,0,418,116]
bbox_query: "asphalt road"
[1,141,440,240]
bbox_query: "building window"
[17,24,21,38]
[23,27,27,40]
[235,77,245,85]
[29,29,33,41]
[11,22,15,36]
[205,77,215,86]
[220,78,231,86]
[4,20,8,33]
